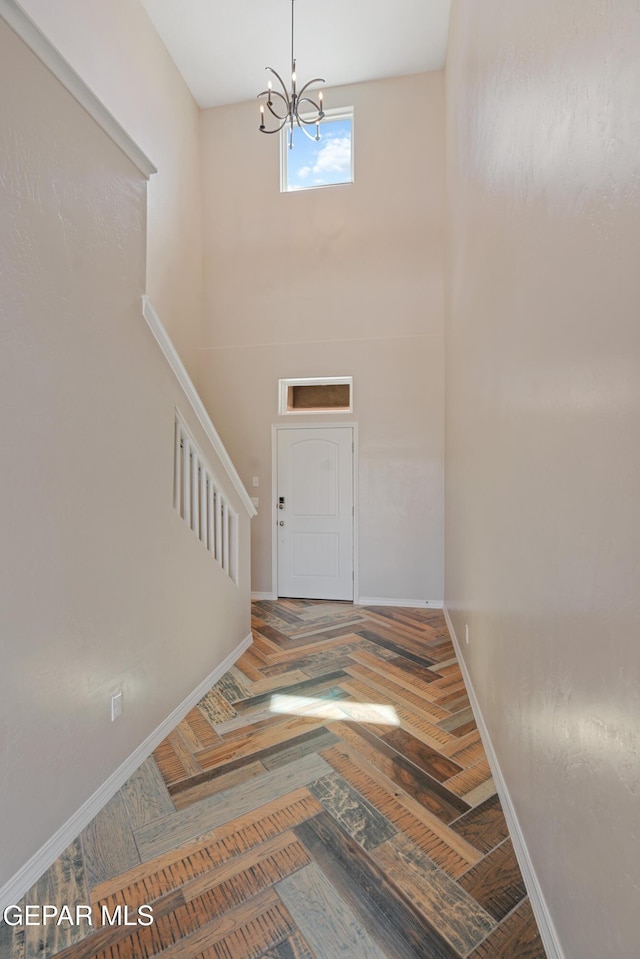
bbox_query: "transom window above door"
[278,377,353,414]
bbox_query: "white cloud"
[288,124,352,189]
[311,136,351,176]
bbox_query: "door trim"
[272,423,359,601]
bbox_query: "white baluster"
[192,454,199,534]
[183,438,191,526]
[174,418,238,579]
[223,500,230,574]
[215,486,222,563]
[207,476,214,553]
[174,422,182,513]
[199,464,207,544]
[229,511,238,583]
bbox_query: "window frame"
[278,376,354,415]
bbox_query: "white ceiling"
[139,0,451,109]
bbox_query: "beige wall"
[17,0,204,382]
[445,2,640,956]
[199,73,445,600]
[0,19,250,895]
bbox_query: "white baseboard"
[443,608,565,959]
[0,632,252,913]
[250,594,443,609]
[358,596,444,609]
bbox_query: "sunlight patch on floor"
[269,693,400,725]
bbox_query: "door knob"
[279,520,285,526]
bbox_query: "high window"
[281,108,354,193]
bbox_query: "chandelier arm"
[258,89,291,122]
[257,86,289,104]
[295,119,321,142]
[261,122,288,135]
[296,96,323,121]
[267,104,290,122]
[265,66,290,100]
[296,77,326,101]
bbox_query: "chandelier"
[258,0,325,149]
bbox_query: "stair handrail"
[142,295,256,518]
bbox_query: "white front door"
[276,427,354,601]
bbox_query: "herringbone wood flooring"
[2,601,547,959]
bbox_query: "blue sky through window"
[284,117,353,192]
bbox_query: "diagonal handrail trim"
[142,295,256,518]
[0,0,156,178]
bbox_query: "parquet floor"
[2,601,547,959]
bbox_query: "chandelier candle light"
[258,0,325,148]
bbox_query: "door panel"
[291,440,339,516]
[277,427,353,600]
[293,532,339,577]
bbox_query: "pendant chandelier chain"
[290,0,294,76]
